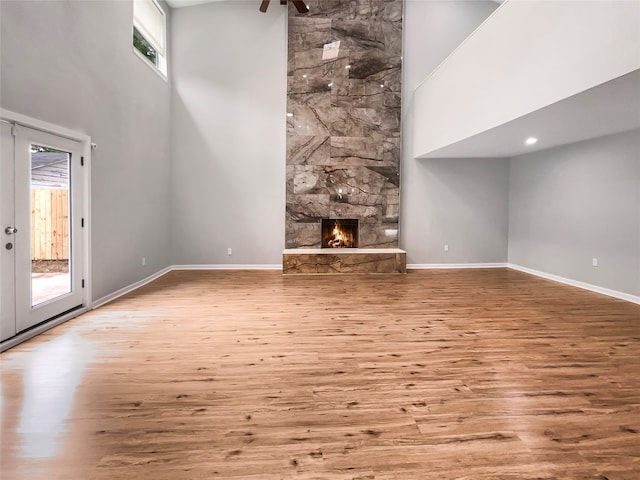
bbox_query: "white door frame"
[1,123,16,341]
[0,109,92,351]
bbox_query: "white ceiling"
[165,0,222,8]
[419,69,640,158]
[166,0,505,7]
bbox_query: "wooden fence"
[31,189,69,260]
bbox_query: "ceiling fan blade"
[259,0,270,13]
[291,0,309,13]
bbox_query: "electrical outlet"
[227,248,232,256]
[592,258,598,267]
[141,257,146,266]
[444,244,449,252]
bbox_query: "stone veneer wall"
[286,0,403,248]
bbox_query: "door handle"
[5,226,17,234]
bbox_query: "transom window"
[133,0,167,77]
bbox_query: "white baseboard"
[408,263,508,269]
[508,263,640,305]
[173,264,282,270]
[91,266,172,309]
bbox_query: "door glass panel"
[30,145,71,306]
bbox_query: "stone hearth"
[283,248,406,274]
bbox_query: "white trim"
[0,307,89,352]
[92,266,172,309]
[508,264,640,305]
[173,264,282,271]
[408,263,508,269]
[1,109,91,143]
[132,46,168,81]
[82,139,92,309]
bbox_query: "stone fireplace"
[282,0,406,274]
[321,218,358,248]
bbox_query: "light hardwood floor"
[1,269,639,479]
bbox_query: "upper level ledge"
[412,0,640,158]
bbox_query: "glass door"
[8,126,84,335]
[28,144,72,306]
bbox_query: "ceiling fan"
[260,0,309,14]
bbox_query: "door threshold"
[0,306,88,352]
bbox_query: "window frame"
[132,0,168,79]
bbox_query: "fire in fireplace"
[321,218,358,248]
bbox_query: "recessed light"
[525,137,538,146]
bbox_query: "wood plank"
[56,189,67,260]
[45,190,51,259]
[62,189,69,260]
[51,189,59,259]
[31,189,38,260]
[1,269,639,479]
[30,189,69,260]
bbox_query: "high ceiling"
[165,0,505,8]
[165,0,223,8]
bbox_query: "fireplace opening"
[321,218,358,248]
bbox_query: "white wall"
[170,1,286,266]
[413,0,640,158]
[401,0,507,265]
[0,0,172,301]
[509,129,640,297]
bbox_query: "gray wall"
[409,157,509,264]
[509,129,640,296]
[170,1,287,265]
[401,0,507,264]
[0,0,172,301]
